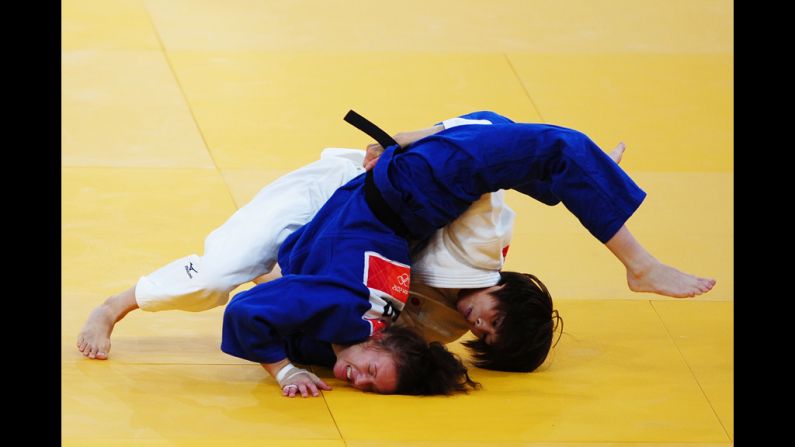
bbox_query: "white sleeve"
[410,191,515,289]
[441,117,493,129]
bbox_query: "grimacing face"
[456,284,505,345]
[332,341,399,394]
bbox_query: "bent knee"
[192,274,237,308]
[551,128,606,163]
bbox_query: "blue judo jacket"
[221,111,646,365]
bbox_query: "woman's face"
[332,341,399,394]
[456,284,505,344]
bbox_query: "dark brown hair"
[376,326,480,395]
[463,271,561,372]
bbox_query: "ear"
[490,283,507,293]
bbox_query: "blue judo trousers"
[221,111,646,365]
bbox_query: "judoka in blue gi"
[221,111,716,397]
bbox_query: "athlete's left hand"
[280,368,332,398]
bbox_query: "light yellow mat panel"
[62,167,244,364]
[508,53,733,172]
[62,50,214,168]
[146,0,731,54]
[63,292,233,365]
[62,0,161,50]
[62,167,236,296]
[323,300,730,444]
[652,301,734,439]
[504,172,732,301]
[62,363,342,445]
[167,51,542,170]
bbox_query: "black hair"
[463,271,561,372]
[376,326,480,395]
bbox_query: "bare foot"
[627,260,716,298]
[77,304,115,360]
[76,287,139,360]
[610,142,626,164]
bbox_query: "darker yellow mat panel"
[321,300,731,444]
[652,301,733,439]
[62,363,344,446]
[345,442,729,447]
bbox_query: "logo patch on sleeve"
[362,251,410,323]
[364,251,410,303]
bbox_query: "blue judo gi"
[221,111,646,365]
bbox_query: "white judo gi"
[134,117,514,344]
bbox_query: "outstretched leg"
[77,286,139,359]
[604,143,714,297]
[382,121,715,297]
[605,143,714,297]
[606,226,716,297]
[76,151,367,359]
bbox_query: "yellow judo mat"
[62,1,733,445]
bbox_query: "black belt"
[344,110,411,238]
[343,110,400,150]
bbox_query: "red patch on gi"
[502,244,510,259]
[364,251,410,304]
[366,318,387,334]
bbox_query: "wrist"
[275,363,299,383]
[261,358,291,378]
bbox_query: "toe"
[698,279,715,292]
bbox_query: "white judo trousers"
[134,118,515,343]
[135,148,367,312]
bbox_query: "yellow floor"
[62,1,733,445]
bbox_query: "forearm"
[393,125,444,148]
[395,113,501,147]
[363,115,496,171]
